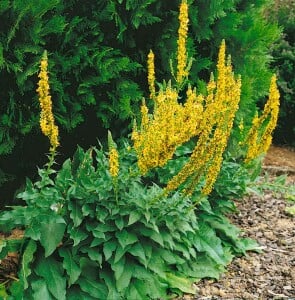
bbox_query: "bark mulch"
[187,146,295,299]
[193,190,295,300]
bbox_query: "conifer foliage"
[0,0,280,203]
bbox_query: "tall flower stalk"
[245,75,280,162]
[108,131,119,202]
[166,40,241,195]
[147,50,156,100]
[36,51,59,154]
[176,0,189,84]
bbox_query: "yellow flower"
[109,148,119,178]
[147,50,156,99]
[167,40,241,195]
[176,0,189,84]
[36,51,59,152]
[132,84,203,175]
[245,75,280,162]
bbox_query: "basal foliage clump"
[0,1,280,299]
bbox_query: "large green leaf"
[40,222,66,257]
[21,239,37,290]
[69,201,83,227]
[116,262,133,292]
[67,286,96,300]
[115,229,137,249]
[59,248,81,286]
[181,254,223,280]
[128,243,147,266]
[111,256,126,280]
[85,247,103,265]
[31,279,53,300]
[128,210,141,225]
[78,277,108,299]
[194,223,227,265]
[165,272,196,294]
[69,227,88,246]
[35,256,66,300]
[103,239,117,261]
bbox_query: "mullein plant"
[36,50,59,165]
[108,130,120,201]
[244,75,280,163]
[132,0,279,197]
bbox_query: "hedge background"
[0,0,286,206]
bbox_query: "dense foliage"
[0,0,280,205]
[0,145,259,299]
[265,0,295,145]
[0,0,281,295]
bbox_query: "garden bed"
[1,146,294,298]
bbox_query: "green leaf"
[69,227,88,246]
[128,211,141,225]
[115,217,124,230]
[69,201,83,227]
[8,280,24,299]
[141,227,164,246]
[25,224,41,240]
[86,247,103,265]
[35,256,66,300]
[21,239,37,290]
[156,248,185,265]
[59,248,81,286]
[114,244,129,264]
[128,243,147,266]
[0,240,7,258]
[32,279,53,300]
[165,272,196,294]
[181,254,223,280]
[115,229,138,249]
[78,277,108,299]
[194,223,226,265]
[103,240,117,261]
[111,256,125,281]
[132,267,167,300]
[67,286,96,300]
[116,262,133,292]
[40,222,66,257]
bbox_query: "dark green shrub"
[0,0,280,204]
[265,0,295,145]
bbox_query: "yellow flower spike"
[176,0,189,84]
[245,75,280,162]
[36,50,59,152]
[108,131,119,178]
[147,50,156,100]
[109,148,119,178]
[167,40,242,195]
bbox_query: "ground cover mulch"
[187,146,295,299]
[1,146,295,299]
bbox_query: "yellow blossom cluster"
[132,83,203,175]
[108,131,119,178]
[147,50,156,100]
[166,40,242,195]
[245,75,280,162]
[176,0,189,84]
[36,51,59,152]
[109,148,119,178]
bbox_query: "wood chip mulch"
[193,189,295,300]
